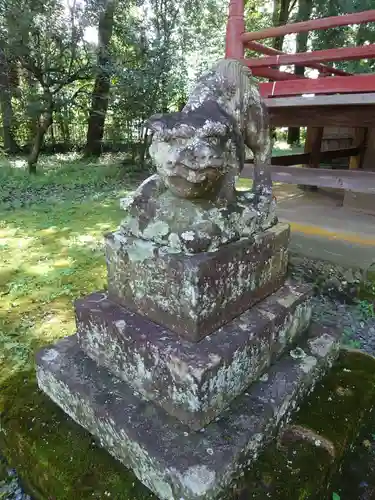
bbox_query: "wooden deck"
[266,93,375,128]
[242,165,375,194]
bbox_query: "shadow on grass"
[0,154,148,211]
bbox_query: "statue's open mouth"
[172,164,222,183]
[166,175,214,199]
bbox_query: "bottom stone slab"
[36,324,340,500]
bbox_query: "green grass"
[272,141,304,157]
[0,153,156,497]
[0,154,145,385]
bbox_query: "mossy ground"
[0,154,152,497]
[0,369,155,499]
[238,349,375,500]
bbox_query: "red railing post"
[225,0,245,60]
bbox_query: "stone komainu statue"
[147,58,272,207]
[120,58,275,254]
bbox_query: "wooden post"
[298,68,326,191]
[298,126,324,190]
[343,128,373,214]
[307,127,324,168]
[225,0,245,60]
[349,127,368,170]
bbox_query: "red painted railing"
[225,2,375,97]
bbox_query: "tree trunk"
[138,125,152,170]
[57,110,71,148]
[272,0,291,51]
[287,66,304,144]
[28,93,53,174]
[84,0,116,157]
[0,48,19,154]
[287,0,313,145]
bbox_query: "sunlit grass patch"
[0,155,134,383]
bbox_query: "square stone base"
[75,281,312,429]
[36,323,339,500]
[105,223,290,341]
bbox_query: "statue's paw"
[120,174,165,212]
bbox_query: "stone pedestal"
[36,219,340,499]
[105,223,290,341]
[36,323,339,500]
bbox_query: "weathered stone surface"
[120,177,277,255]
[145,58,273,219]
[105,222,290,341]
[36,323,340,500]
[118,59,277,258]
[76,281,313,429]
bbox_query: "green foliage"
[356,299,375,320]
[310,0,375,73]
[0,0,236,161]
[342,328,361,349]
[359,265,375,301]
[0,154,144,210]
[2,0,94,148]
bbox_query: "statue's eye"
[208,136,221,145]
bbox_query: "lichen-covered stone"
[105,222,290,341]
[76,281,313,429]
[237,348,375,500]
[118,59,276,262]
[36,323,340,500]
[120,177,277,254]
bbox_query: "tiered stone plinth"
[36,222,341,500]
[36,323,339,500]
[75,282,312,429]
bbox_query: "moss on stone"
[294,348,375,453]
[236,349,375,500]
[238,426,333,500]
[0,456,8,480]
[358,265,375,301]
[1,350,375,499]
[0,370,155,500]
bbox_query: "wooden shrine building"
[225,5,375,215]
